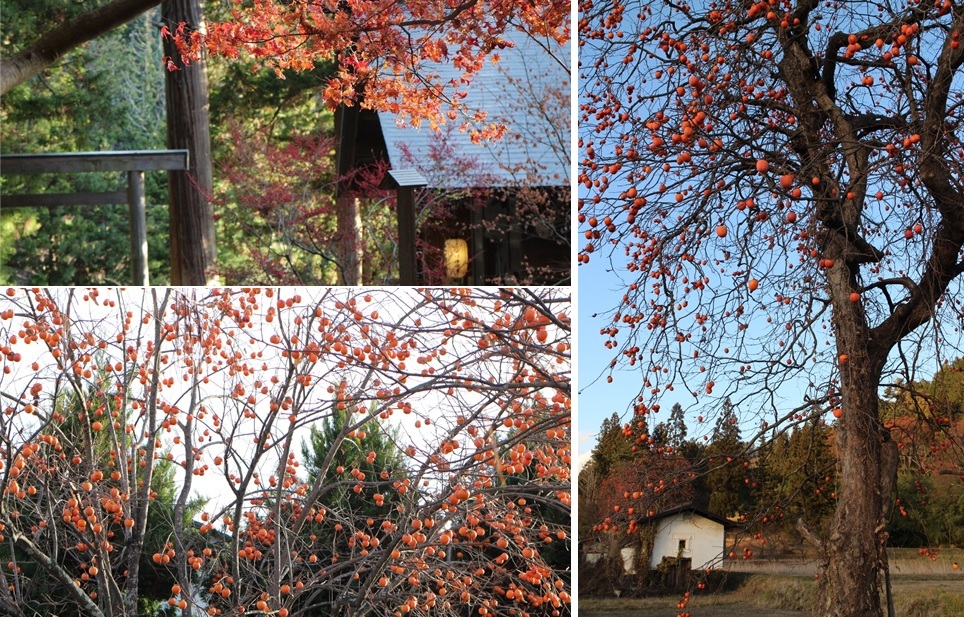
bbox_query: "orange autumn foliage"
[166,0,570,142]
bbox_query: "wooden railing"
[0,150,189,285]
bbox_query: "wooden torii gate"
[0,150,188,285]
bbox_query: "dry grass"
[897,589,964,617]
[889,547,964,576]
[728,575,815,611]
[578,572,964,617]
[721,547,964,576]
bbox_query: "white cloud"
[576,449,593,473]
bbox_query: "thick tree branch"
[10,529,105,617]
[918,7,964,217]
[872,9,964,354]
[796,517,825,552]
[844,113,908,136]
[0,0,160,95]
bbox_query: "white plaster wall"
[649,512,725,570]
[620,547,637,574]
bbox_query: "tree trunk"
[817,338,886,617]
[11,531,106,617]
[162,0,218,285]
[336,196,364,285]
[0,0,159,95]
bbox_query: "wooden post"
[385,170,426,286]
[334,103,363,285]
[127,170,149,285]
[0,150,187,286]
[471,205,485,285]
[163,0,218,285]
[398,186,416,285]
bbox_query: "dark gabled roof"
[636,502,741,529]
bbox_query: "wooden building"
[338,28,570,285]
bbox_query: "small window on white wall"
[678,539,687,552]
[674,535,692,554]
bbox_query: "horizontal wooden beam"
[0,150,189,174]
[1,191,129,208]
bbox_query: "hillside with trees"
[580,360,964,596]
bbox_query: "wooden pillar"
[471,205,486,285]
[508,197,523,279]
[162,0,218,285]
[385,170,427,286]
[127,170,149,285]
[335,103,364,286]
[397,186,416,285]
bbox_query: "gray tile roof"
[377,28,570,189]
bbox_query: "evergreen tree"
[761,420,837,540]
[653,402,688,452]
[301,404,409,522]
[703,398,747,517]
[1,5,171,285]
[589,412,637,477]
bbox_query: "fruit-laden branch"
[0,0,160,95]
[8,528,105,617]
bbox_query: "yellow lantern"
[444,239,469,279]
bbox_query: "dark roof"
[636,503,741,529]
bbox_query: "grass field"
[719,547,963,576]
[579,570,964,617]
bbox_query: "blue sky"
[577,255,631,470]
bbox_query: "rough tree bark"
[0,0,159,95]
[820,354,886,616]
[162,0,218,285]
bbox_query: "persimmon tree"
[579,0,964,614]
[0,286,570,616]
